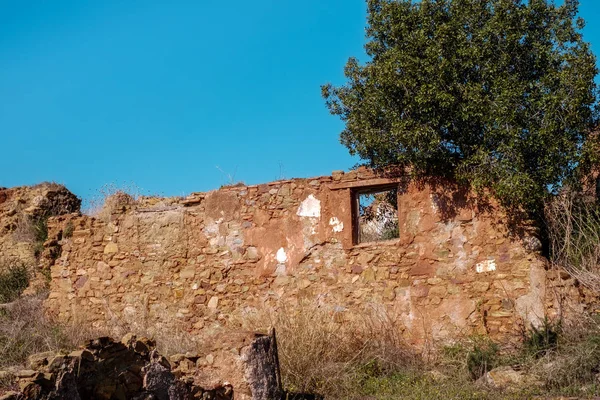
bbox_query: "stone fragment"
[361,268,376,282]
[472,281,490,292]
[169,354,186,363]
[246,246,260,261]
[103,242,118,254]
[351,265,364,274]
[207,296,219,309]
[15,370,37,379]
[480,366,524,390]
[27,351,56,370]
[179,267,195,279]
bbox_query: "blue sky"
[0,1,599,204]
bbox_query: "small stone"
[205,354,214,365]
[27,351,55,370]
[15,370,37,378]
[169,354,186,363]
[429,286,447,297]
[361,268,376,282]
[472,281,490,292]
[179,267,195,280]
[351,265,364,274]
[480,366,524,389]
[207,296,219,309]
[104,242,119,254]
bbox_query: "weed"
[0,264,29,303]
[63,221,74,238]
[466,338,498,380]
[523,317,560,358]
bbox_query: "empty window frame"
[353,185,399,244]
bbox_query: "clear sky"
[1,1,599,205]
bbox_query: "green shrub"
[32,218,48,243]
[0,264,29,303]
[467,340,498,380]
[63,221,74,238]
[523,318,560,358]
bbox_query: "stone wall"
[0,183,80,275]
[40,168,593,347]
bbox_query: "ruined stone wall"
[0,183,80,274]
[42,169,587,346]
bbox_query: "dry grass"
[545,189,600,292]
[83,182,143,219]
[235,301,416,398]
[0,294,99,369]
[3,292,600,399]
[65,297,209,357]
[528,315,600,392]
[93,315,204,357]
[0,294,208,380]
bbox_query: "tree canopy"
[323,0,598,213]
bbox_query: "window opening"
[355,186,399,244]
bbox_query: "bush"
[63,221,74,238]
[523,318,560,359]
[466,339,498,380]
[0,264,29,303]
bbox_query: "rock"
[103,242,119,254]
[27,351,56,370]
[0,370,15,381]
[207,296,219,309]
[426,370,448,382]
[5,332,292,400]
[245,246,260,261]
[522,235,543,252]
[143,362,174,400]
[480,366,524,389]
[170,354,186,364]
[68,349,94,361]
[15,370,37,379]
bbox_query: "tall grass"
[546,189,600,292]
[236,302,416,398]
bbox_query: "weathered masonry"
[43,168,594,346]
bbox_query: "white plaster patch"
[329,217,344,233]
[476,259,496,273]
[276,247,288,263]
[430,193,440,214]
[297,195,321,218]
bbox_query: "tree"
[322,0,598,214]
